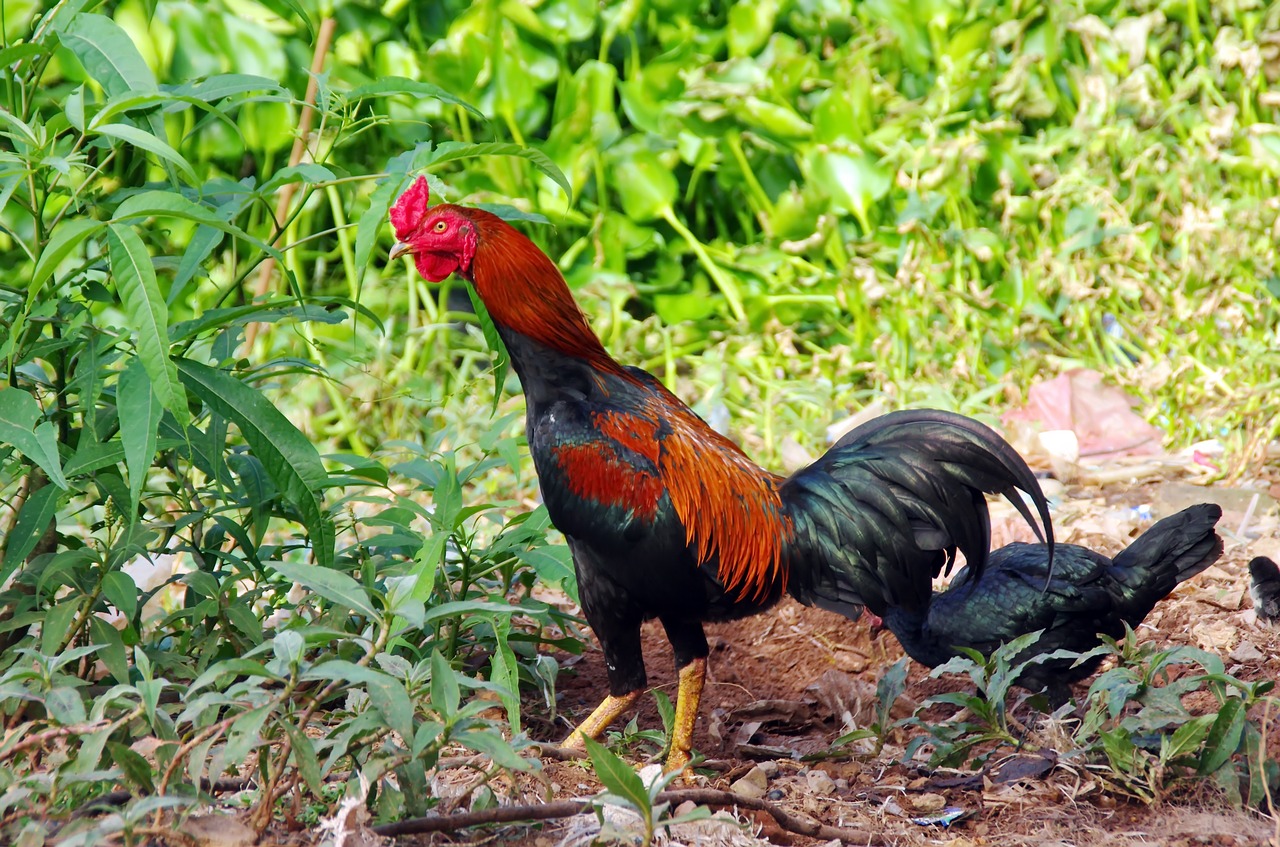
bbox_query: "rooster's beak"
[388,242,414,262]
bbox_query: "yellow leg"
[563,691,641,747]
[664,657,706,779]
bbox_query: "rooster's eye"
[433,221,448,233]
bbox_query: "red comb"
[389,175,431,241]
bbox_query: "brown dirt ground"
[397,479,1280,847]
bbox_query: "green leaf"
[429,142,572,202]
[807,149,890,232]
[102,570,138,623]
[176,359,334,569]
[611,151,676,223]
[348,77,483,118]
[0,482,60,583]
[430,650,461,720]
[304,660,414,742]
[259,163,336,195]
[582,736,649,812]
[0,387,69,489]
[489,616,521,732]
[107,741,156,793]
[112,191,284,264]
[465,283,510,415]
[1198,697,1246,774]
[58,14,158,98]
[1162,714,1214,763]
[107,223,189,424]
[87,616,129,684]
[30,219,106,302]
[268,559,376,621]
[116,357,163,517]
[282,720,325,796]
[92,123,197,184]
[0,108,39,148]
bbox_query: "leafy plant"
[582,736,709,847]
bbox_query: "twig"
[243,15,337,347]
[371,788,882,844]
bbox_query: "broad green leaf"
[582,736,650,812]
[171,74,288,104]
[30,219,105,301]
[429,141,572,202]
[106,223,189,424]
[268,559,376,621]
[107,741,156,793]
[102,570,138,623]
[349,77,483,118]
[0,109,39,147]
[113,191,284,264]
[221,704,273,770]
[259,163,336,195]
[0,387,69,489]
[175,359,334,569]
[0,43,48,70]
[429,650,460,720]
[807,149,890,232]
[58,14,158,98]
[117,358,162,517]
[612,151,676,223]
[91,123,197,183]
[87,616,130,684]
[0,482,61,583]
[1198,697,1246,774]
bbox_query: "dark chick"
[1250,556,1280,624]
[880,503,1223,704]
[387,177,1053,774]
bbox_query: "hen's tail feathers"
[781,409,1053,617]
[1111,503,1223,609]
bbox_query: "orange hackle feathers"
[392,181,792,601]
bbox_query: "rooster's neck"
[468,220,624,376]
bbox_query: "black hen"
[880,503,1223,702]
[1250,556,1280,624]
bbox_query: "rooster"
[875,503,1223,703]
[387,177,1053,774]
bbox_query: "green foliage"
[905,628,1280,808]
[0,0,579,834]
[583,736,709,846]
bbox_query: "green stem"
[660,207,747,322]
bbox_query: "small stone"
[766,788,785,801]
[909,792,947,813]
[757,760,780,777]
[835,778,850,791]
[1230,640,1265,663]
[805,769,836,796]
[731,766,769,799]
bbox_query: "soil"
[399,480,1280,847]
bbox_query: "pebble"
[835,778,849,791]
[1230,640,1264,663]
[758,760,780,777]
[805,769,836,796]
[731,766,769,800]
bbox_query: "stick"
[370,788,881,844]
[243,15,337,347]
